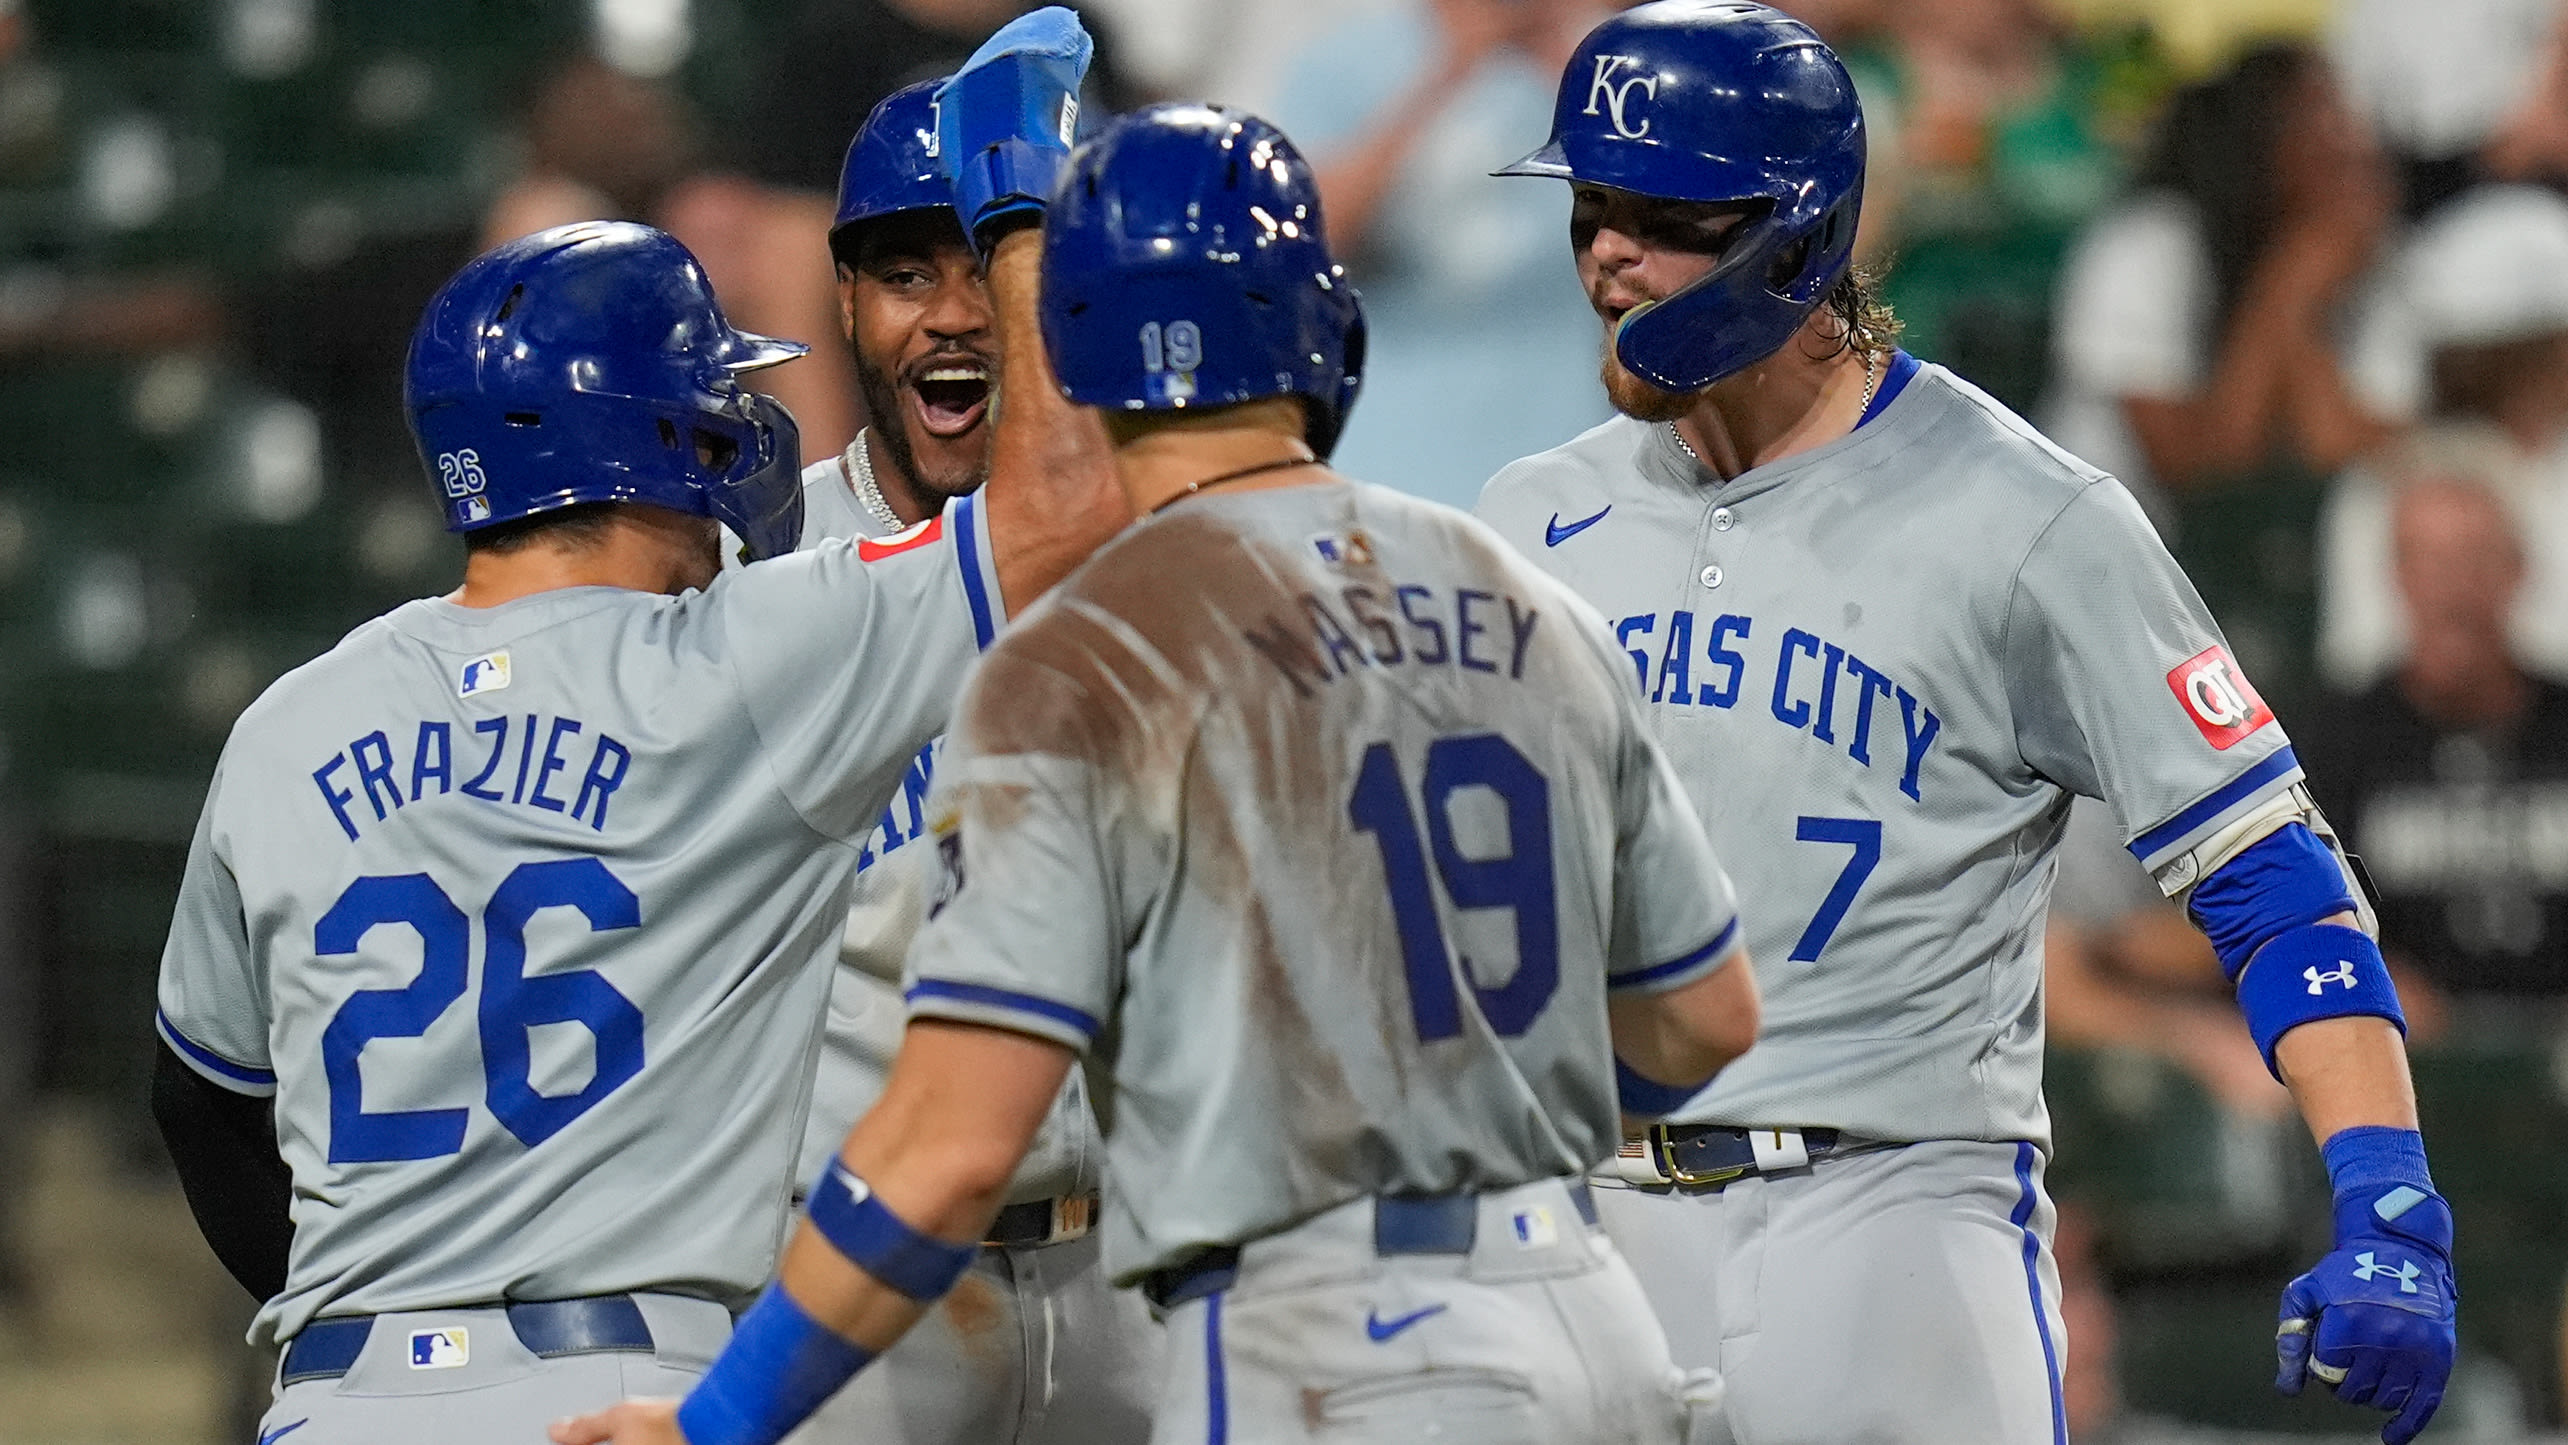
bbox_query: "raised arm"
[977,228,1126,613]
[933,6,1131,616]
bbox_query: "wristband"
[2234,923,2404,1077]
[675,1284,870,1445]
[2321,1124,2434,1199]
[1616,1058,1702,1118]
[2187,823,2356,982]
[2321,1125,2449,1246]
[806,1161,977,1302]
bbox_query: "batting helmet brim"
[1491,141,1574,181]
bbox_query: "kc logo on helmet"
[1583,55,1660,139]
[2165,644,2273,750]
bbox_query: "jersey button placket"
[1701,502,1736,588]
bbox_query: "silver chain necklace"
[1669,348,1880,464]
[844,430,909,534]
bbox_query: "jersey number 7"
[1790,815,1880,962]
[317,858,644,1163]
[1347,733,1559,1040]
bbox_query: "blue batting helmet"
[406,221,808,560]
[1040,104,1365,459]
[833,80,952,243]
[1497,0,1865,393]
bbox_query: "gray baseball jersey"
[755,447,1104,1200]
[902,480,1744,1282]
[1476,358,2300,1145]
[155,492,1003,1348]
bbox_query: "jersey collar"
[1646,350,1933,507]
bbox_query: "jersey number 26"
[317,858,643,1163]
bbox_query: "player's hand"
[2274,1185,2456,1445]
[933,5,1093,253]
[549,1397,686,1445]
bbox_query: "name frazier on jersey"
[1246,578,1543,696]
[310,712,633,842]
[1616,608,1942,803]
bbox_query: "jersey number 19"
[1347,733,1558,1041]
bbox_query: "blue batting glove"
[933,6,1093,252]
[2276,1128,2457,1445]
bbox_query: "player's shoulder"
[224,609,408,742]
[1345,479,1632,678]
[1474,414,1662,527]
[1354,480,1600,599]
[1882,364,2158,548]
[1901,364,2110,496]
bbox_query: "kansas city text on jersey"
[1616,608,1941,803]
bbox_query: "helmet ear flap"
[1309,308,1367,461]
[703,391,805,561]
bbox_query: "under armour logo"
[2351,1251,2422,1294]
[2304,963,2356,994]
[1583,55,1660,139]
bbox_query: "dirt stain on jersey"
[954,484,1606,1204]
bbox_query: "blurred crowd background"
[1,0,2564,1440]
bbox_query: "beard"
[1598,324,1697,423]
[854,350,991,507]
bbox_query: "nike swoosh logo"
[258,1422,309,1445]
[1545,506,1611,546]
[1365,1303,1448,1342]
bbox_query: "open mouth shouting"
[909,356,993,439]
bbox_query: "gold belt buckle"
[1655,1124,1752,1189]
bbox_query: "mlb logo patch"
[408,1327,468,1369]
[458,650,511,699]
[1511,1206,1558,1249]
[1309,530,1375,567]
[2166,644,2273,750]
[462,496,491,522]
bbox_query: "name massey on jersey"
[1617,608,1942,802]
[310,713,633,842]
[1244,581,1543,695]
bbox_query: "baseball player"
[1473,6,2457,1444]
[146,204,1122,1439]
[554,79,1759,1445]
[759,76,1161,1445]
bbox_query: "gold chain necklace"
[1668,348,1880,464]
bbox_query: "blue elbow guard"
[2187,824,2356,982]
[1616,1058,1704,1118]
[806,1161,978,1302]
[2235,924,2405,1076]
[675,1284,871,1445]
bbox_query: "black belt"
[1141,1183,1599,1311]
[280,1294,653,1385]
[1650,1125,1845,1190]
[985,1193,1096,1249]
